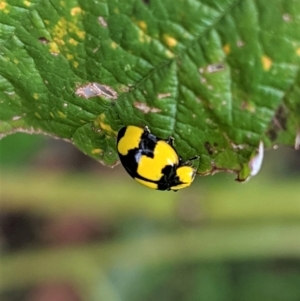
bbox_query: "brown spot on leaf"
[241,100,256,113]
[266,105,288,141]
[236,40,244,48]
[204,142,214,155]
[206,63,225,73]
[282,13,291,22]
[75,83,118,100]
[267,128,277,141]
[98,16,107,27]
[38,37,50,44]
[200,161,238,177]
[157,93,171,99]
[134,102,161,114]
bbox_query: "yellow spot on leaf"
[23,0,31,6]
[58,111,67,118]
[54,37,65,46]
[73,61,79,68]
[241,101,256,113]
[50,112,54,118]
[70,7,81,16]
[138,30,151,43]
[113,8,119,14]
[52,18,85,43]
[68,38,78,46]
[135,20,150,43]
[53,18,67,39]
[165,50,174,58]
[97,113,117,135]
[35,112,41,119]
[13,59,19,64]
[261,55,272,71]
[67,54,74,60]
[296,48,300,56]
[0,1,7,10]
[33,93,39,100]
[111,41,118,49]
[92,149,103,155]
[44,20,49,25]
[0,1,9,13]
[76,30,85,40]
[163,34,178,48]
[49,42,60,54]
[223,44,231,55]
[137,21,147,31]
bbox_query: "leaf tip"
[236,141,264,182]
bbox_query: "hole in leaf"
[38,37,50,44]
[75,83,118,100]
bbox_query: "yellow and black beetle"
[117,125,198,191]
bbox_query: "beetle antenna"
[166,136,175,146]
[188,155,199,162]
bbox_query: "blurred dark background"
[1,133,300,301]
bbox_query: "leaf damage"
[75,83,118,100]
[266,105,288,142]
[134,102,162,114]
[98,17,107,27]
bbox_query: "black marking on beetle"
[139,131,158,157]
[119,149,139,177]
[117,126,126,141]
[157,165,180,191]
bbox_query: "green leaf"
[1,0,300,180]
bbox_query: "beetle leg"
[181,155,199,166]
[143,126,151,135]
[166,136,175,146]
[188,155,199,162]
